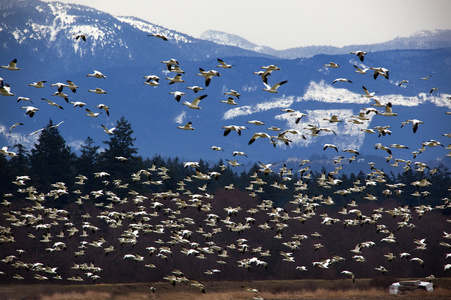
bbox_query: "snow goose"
[224,89,241,98]
[143,80,159,87]
[52,91,69,102]
[421,75,432,80]
[41,98,63,110]
[66,80,79,93]
[143,75,160,86]
[233,151,247,157]
[29,81,46,88]
[89,88,107,94]
[263,80,287,93]
[161,58,179,70]
[147,33,168,41]
[430,87,439,94]
[323,144,338,152]
[261,64,280,71]
[220,97,237,105]
[177,121,194,130]
[17,97,33,104]
[169,91,186,102]
[323,115,342,123]
[182,94,207,109]
[74,34,86,41]
[370,99,385,107]
[101,125,116,135]
[350,50,367,61]
[248,132,271,145]
[85,108,101,117]
[87,70,106,78]
[398,80,409,87]
[50,82,68,93]
[377,102,397,117]
[401,119,424,133]
[70,101,87,107]
[1,58,20,71]
[210,146,224,151]
[253,70,272,84]
[332,78,352,84]
[361,86,377,98]
[170,65,185,74]
[96,104,110,116]
[353,65,369,74]
[9,122,23,133]
[216,58,232,68]
[323,62,340,68]
[21,106,39,117]
[0,84,15,96]
[247,120,265,126]
[370,67,389,80]
[186,85,204,93]
[222,125,247,136]
[197,68,220,87]
[165,74,184,84]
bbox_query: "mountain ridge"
[200,29,451,58]
[0,0,450,171]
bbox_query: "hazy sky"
[44,0,451,50]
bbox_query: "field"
[1,278,451,300]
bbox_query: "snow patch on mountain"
[116,16,193,44]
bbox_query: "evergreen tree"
[99,117,142,180]
[29,120,75,191]
[76,136,100,190]
[8,143,30,177]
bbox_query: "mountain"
[200,29,451,59]
[1,0,450,173]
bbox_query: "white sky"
[43,0,451,50]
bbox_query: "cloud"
[0,124,38,148]
[174,111,186,124]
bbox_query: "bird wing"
[191,94,207,106]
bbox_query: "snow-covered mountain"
[200,29,451,59]
[1,0,450,171]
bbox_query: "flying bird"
[350,50,367,61]
[177,121,194,130]
[182,94,208,109]
[1,58,20,71]
[332,78,352,84]
[216,58,232,68]
[74,34,86,41]
[21,106,39,117]
[29,81,46,88]
[9,122,23,133]
[96,104,110,116]
[101,125,116,135]
[165,74,184,84]
[85,108,101,117]
[147,33,168,41]
[41,98,64,109]
[87,70,106,78]
[263,80,287,93]
[169,91,186,102]
[196,68,220,87]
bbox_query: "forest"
[0,117,450,284]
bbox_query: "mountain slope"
[0,0,450,172]
[200,29,451,59]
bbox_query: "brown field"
[1,278,451,300]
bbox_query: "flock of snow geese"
[1,33,451,296]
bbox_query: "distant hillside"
[201,29,451,58]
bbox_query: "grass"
[1,278,450,300]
